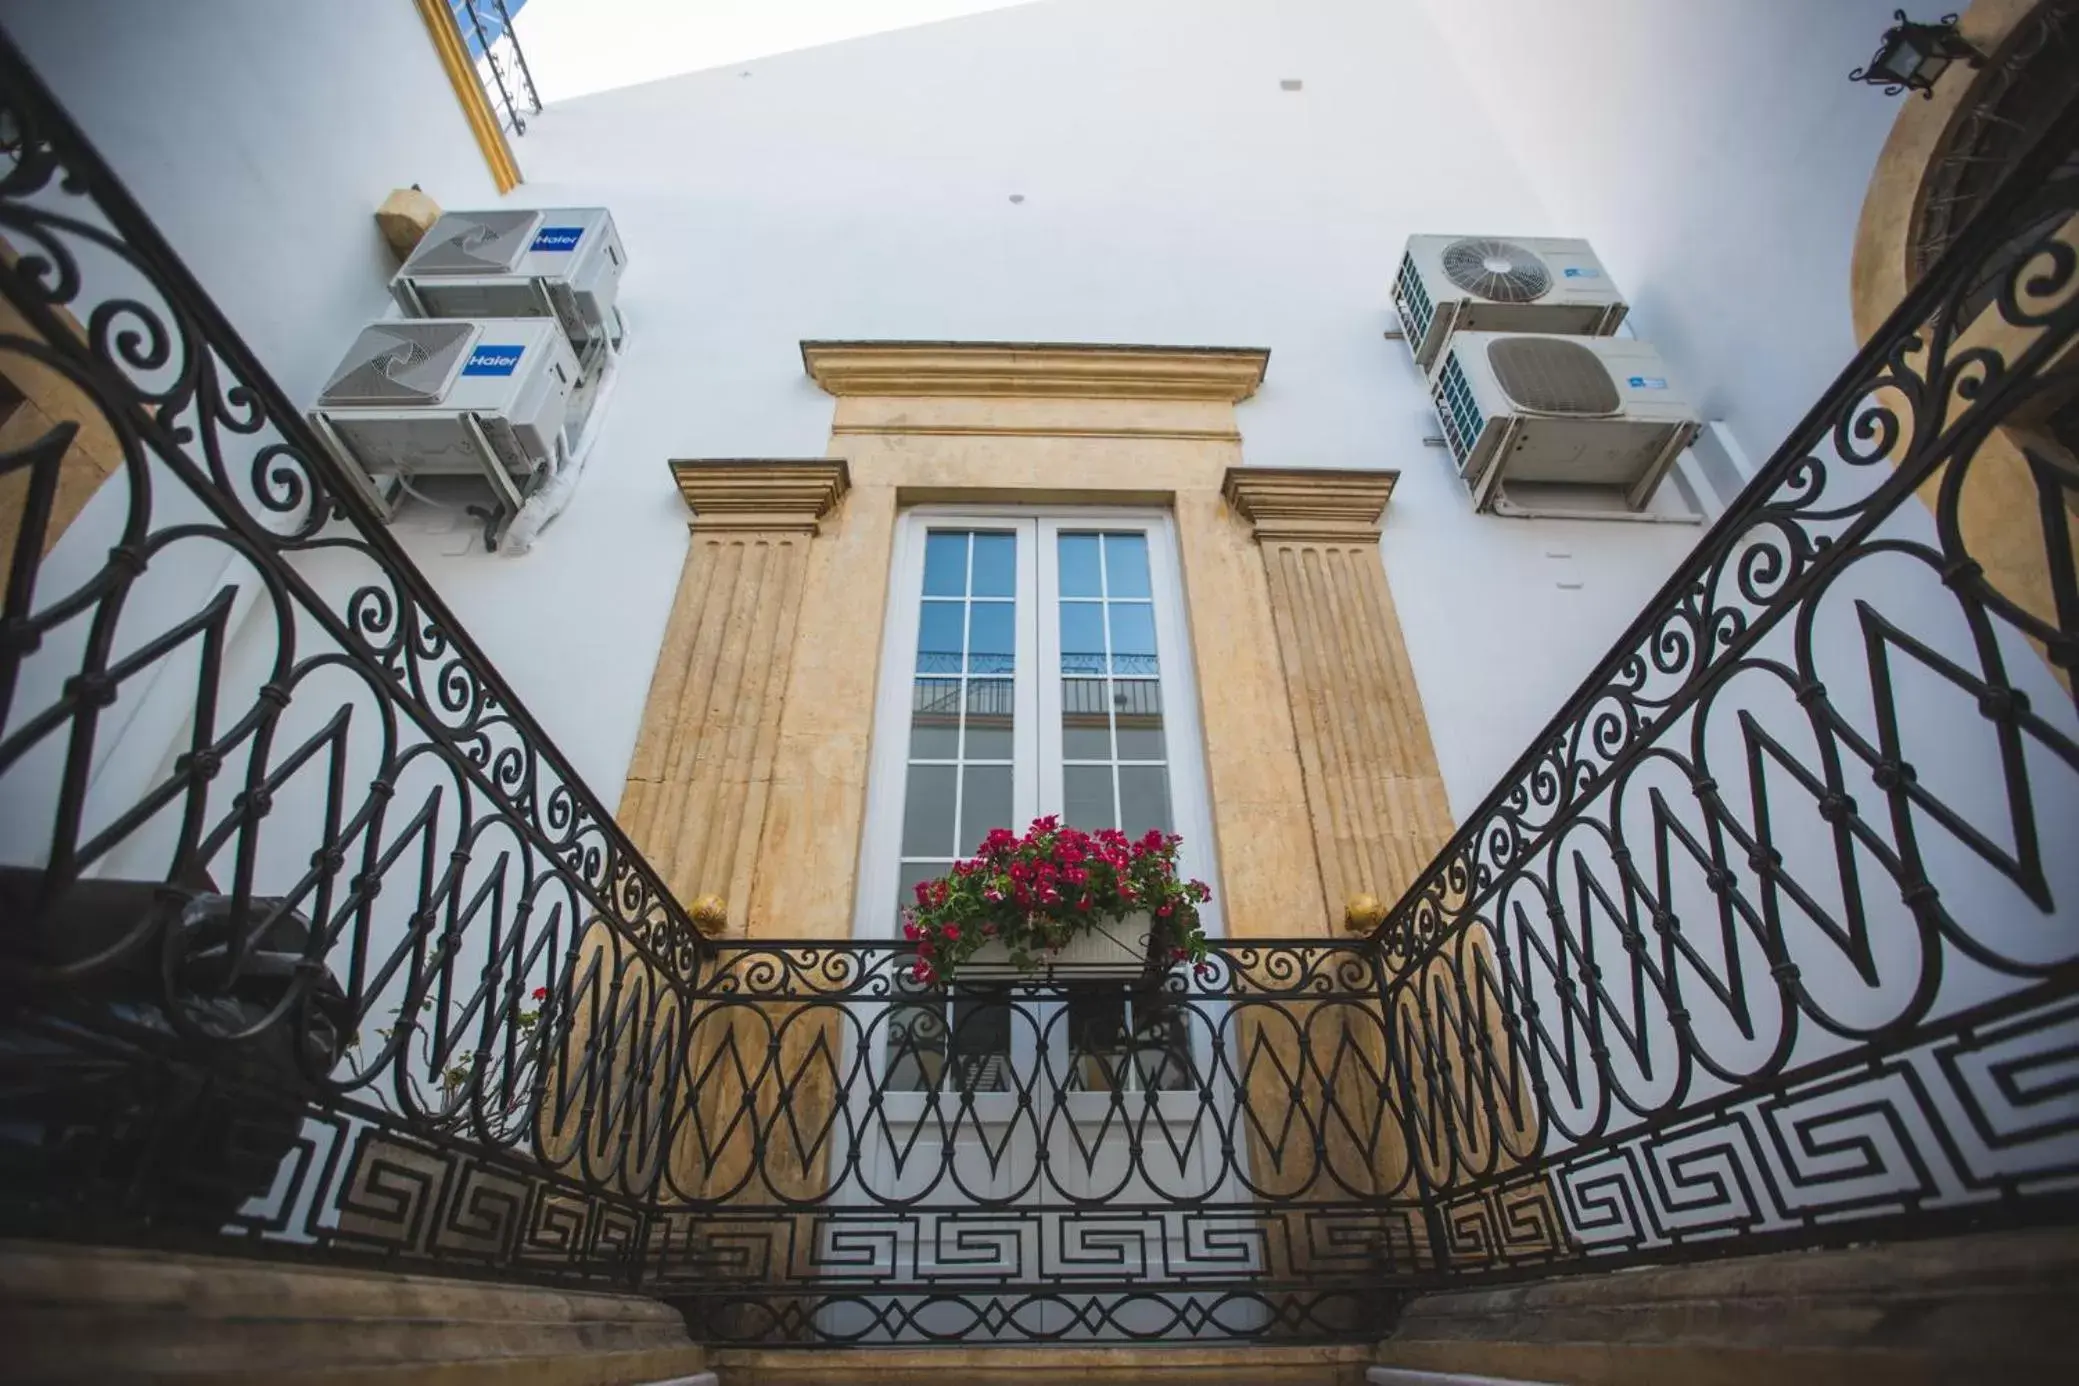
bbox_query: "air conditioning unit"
[1429,332,1700,512]
[1392,235,1626,370]
[391,207,626,352]
[307,319,578,532]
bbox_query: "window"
[856,510,1219,1095]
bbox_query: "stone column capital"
[668,458,850,533]
[1222,467,1398,545]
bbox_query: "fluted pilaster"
[618,459,848,934]
[1223,467,1454,919]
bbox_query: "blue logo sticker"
[1627,375,1667,390]
[530,225,584,252]
[463,345,524,376]
[1562,266,1601,279]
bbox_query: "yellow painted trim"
[832,421,1244,441]
[802,340,1271,401]
[413,0,521,194]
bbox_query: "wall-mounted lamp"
[1851,11,1984,98]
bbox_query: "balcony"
[0,17,2075,1381]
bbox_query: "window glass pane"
[1129,996,1195,1091]
[902,764,958,856]
[960,764,1013,856]
[1104,533,1151,599]
[1066,993,1130,1093]
[923,532,968,597]
[948,993,1012,1093]
[1112,679,1165,760]
[1118,764,1172,837]
[917,601,965,673]
[896,860,942,918]
[1064,764,1115,831]
[967,601,1014,674]
[886,986,946,1092]
[1060,601,1106,676]
[970,532,1015,598]
[910,678,961,758]
[964,678,1014,759]
[1108,603,1158,675]
[1061,677,1111,759]
[1058,533,1102,597]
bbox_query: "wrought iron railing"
[453,0,542,136]
[1370,89,2079,1280]
[1,9,2076,1355]
[640,939,1414,1344]
[0,32,690,1285]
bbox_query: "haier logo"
[1562,266,1601,279]
[1627,375,1667,390]
[531,225,584,252]
[463,346,524,377]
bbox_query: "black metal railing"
[639,939,1418,1344]
[0,32,689,1286]
[453,0,541,136]
[1,10,2076,1355]
[1369,88,2079,1281]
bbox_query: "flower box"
[904,817,1211,988]
[956,910,1154,982]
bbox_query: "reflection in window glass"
[917,602,965,673]
[964,678,1014,759]
[1065,992,1194,1092]
[1057,531,1172,840]
[910,678,961,758]
[923,531,968,597]
[1058,533,1102,597]
[970,532,1016,597]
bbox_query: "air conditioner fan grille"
[1486,337,1620,416]
[1441,237,1551,303]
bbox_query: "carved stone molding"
[801,340,1270,401]
[669,458,850,533]
[1223,466,1453,914]
[1222,466,1398,545]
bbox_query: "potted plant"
[903,817,1212,985]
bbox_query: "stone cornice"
[801,340,1270,401]
[1222,467,1399,544]
[668,458,850,533]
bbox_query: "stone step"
[709,1343,1374,1384]
[1367,1369,1561,1386]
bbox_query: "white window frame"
[852,506,1225,951]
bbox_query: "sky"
[511,0,1047,104]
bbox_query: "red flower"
[1157,903,1173,918]
[531,986,549,1002]
[912,961,936,983]
[903,921,921,941]
[943,924,962,942]
[1031,814,1060,833]
[914,880,933,904]
[1194,961,1216,981]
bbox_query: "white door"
[832,510,1243,1341]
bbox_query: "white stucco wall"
[0,0,502,403]
[403,0,1727,823]
[1415,0,1903,460]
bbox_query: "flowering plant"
[904,816,1212,986]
